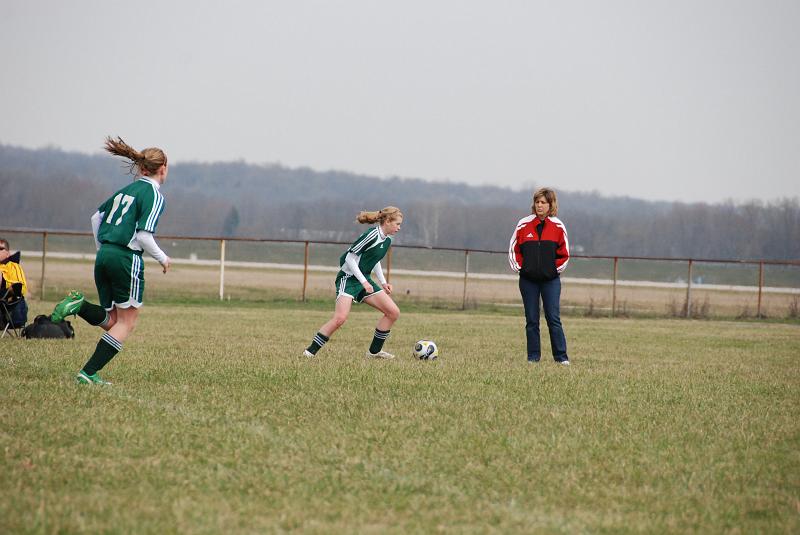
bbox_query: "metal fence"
[3,227,799,319]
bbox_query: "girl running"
[304,207,403,359]
[51,136,171,384]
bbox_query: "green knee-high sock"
[82,333,122,375]
[78,301,109,326]
[369,329,390,354]
[306,332,330,355]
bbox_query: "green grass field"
[2,301,799,533]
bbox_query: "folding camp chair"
[1,282,25,338]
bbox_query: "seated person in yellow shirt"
[0,238,29,328]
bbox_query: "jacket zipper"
[535,219,544,275]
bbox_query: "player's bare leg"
[304,296,353,357]
[364,292,399,358]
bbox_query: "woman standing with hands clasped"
[508,188,571,365]
[303,207,403,359]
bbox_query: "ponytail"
[356,206,403,225]
[104,136,167,177]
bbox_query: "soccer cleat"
[366,350,395,360]
[51,290,85,323]
[75,370,112,385]
[303,349,315,358]
[558,360,571,366]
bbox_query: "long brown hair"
[356,206,403,225]
[104,136,167,177]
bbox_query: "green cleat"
[51,290,85,323]
[76,370,112,385]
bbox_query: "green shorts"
[94,244,145,310]
[334,271,383,303]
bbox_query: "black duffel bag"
[22,315,75,339]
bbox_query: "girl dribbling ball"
[304,207,403,359]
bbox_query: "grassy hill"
[2,142,798,259]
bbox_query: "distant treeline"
[1,143,798,260]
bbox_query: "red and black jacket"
[508,215,570,281]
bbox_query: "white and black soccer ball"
[413,340,438,360]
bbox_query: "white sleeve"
[372,261,387,285]
[508,226,520,272]
[91,211,103,251]
[344,252,367,283]
[135,230,169,265]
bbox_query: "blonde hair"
[104,136,167,177]
[356,206,403,225]
[531,188,559,217]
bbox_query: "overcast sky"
[1,0,798,203]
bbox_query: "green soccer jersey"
[97,177,165,250]
[339,226,392,277]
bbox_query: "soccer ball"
[413,340,438,360]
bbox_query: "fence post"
[757,261,764,318]
[40,231,48,300]
[685,259,693,318]
[612,256,619,317]
[302,241,309,302]
[462,250,470,310]
[218,239,226,301]
[386,248,392,283]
